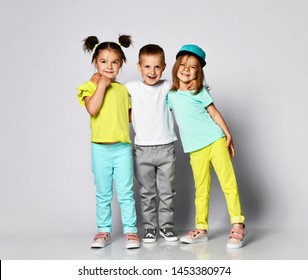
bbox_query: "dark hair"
[171,54,205,94]
[138,44,165,64]
[83,34,132,63]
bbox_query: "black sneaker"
[159,228,179,242]
[143,229,157,243]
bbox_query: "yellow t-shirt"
[77,81,131,144]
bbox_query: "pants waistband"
[135,142,174,149]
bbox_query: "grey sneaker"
[159,228,179,242]
[143,229,157,243]
[91,232,111,248]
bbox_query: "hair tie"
[94,43,99,49]
[117,42,122,47]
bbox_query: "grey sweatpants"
[133,143,176,229]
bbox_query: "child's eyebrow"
[98,58,120,62]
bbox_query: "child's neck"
[179,82,196,91]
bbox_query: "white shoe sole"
[226,240,244,249]
[125,242,141,249]
[143,238,157,243]
[180,236,208,244]
[91,239,111,248]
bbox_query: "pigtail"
[83,36,99,52]
[82,34,132,63]
[118,34,132,48]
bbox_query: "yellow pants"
[189,137,245,230]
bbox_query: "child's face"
[94,49,122,82]
[177,55,199,85]
[138,54,166,86]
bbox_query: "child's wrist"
[96,83,108,91]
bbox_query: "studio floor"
[1,227,307,260]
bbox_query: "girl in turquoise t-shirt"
[167,44,246,249]
[77,35,140,250]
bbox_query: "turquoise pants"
[91,143,137,234]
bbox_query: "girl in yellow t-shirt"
[77,35,140,249]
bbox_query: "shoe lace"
[162,229,175,236]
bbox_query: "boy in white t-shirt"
[125,45,179,243]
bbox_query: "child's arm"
[206,104,235,157]
[128,109,132,123]
[84,74,111,116]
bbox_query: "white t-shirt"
[125,80,177,145]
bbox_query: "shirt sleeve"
[127,90,131,109]
[200,87,214,108]
[76,81,97,107]
[124,81,134,97]
[166,92,173,109]
[164,80,172,91]
[123,83,132,109]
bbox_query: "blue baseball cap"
[176,44,206,68]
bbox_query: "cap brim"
[176,50,206,67]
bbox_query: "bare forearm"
[213,111,232,137]
[208,105,231,136]
[85,84,107,116]
[207,104,235,157]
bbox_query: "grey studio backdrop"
[0,0,307,253]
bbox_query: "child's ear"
[162,63,166,71]
[137,62,141,71]
[93,59,98,68]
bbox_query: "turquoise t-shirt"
[167,87,225,153]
